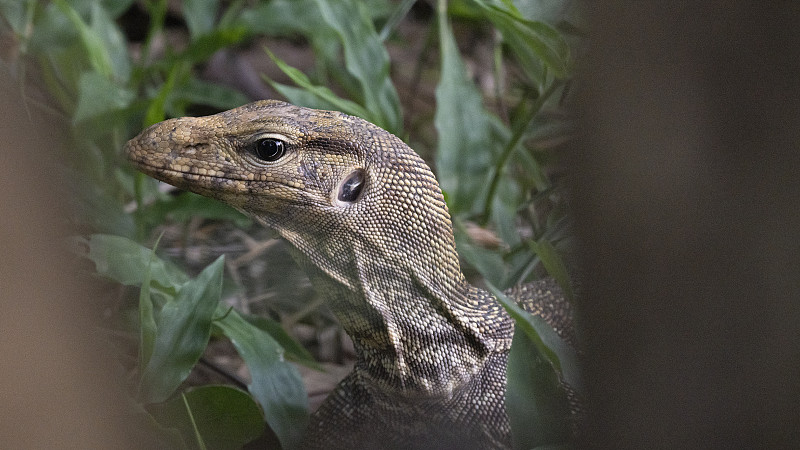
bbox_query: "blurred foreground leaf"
[138,256,223,404]
[215,308,309,450]
[85,235,309,449]
[149,385,265,450]
[434,3,494,216]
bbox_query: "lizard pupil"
[255,138,285,161]
[338,169,365,203]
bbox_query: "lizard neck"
[280,228,513,396]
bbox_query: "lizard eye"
[338,169,366,203]
[254,138,286,161]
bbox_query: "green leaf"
[149,385,265,450]
[241,313,321,370]
[183,393,207,450]
[434,5,495,215]
[0,0,35,37]
[139,241,159,373]
[73,180,136,237]
[489,151,524,248]
[481,82,561,223]
[506,330,572,448]
[474,0,571,83]
[138,256,225,403]
[59,0,138,18]
[88,234,189,293]
[125,399,189,449]
[268,81,341,112]
[488,283,581,391]
[529,239,574,300]
[54,0,109,77]
[54,0,130,82]
[313,0,402,133]
[86,0,131,81]
[264,49,371,119]
[214,308,308,450]
[145,61,190,126]
[182,0,219,39]
[490,282,577,448]
[454,229,507,287]
[513,0,580,26]
[177,77,251,111]
[180,26,249,65]
[73,71,133,123]
[137,192,251,230]
[237,0,322,36]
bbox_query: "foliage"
[88,234,309,448]
[0,0,581,448]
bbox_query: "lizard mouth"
[128,159,229,186]
[128,157,303,199]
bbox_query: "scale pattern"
[126,100,572,449]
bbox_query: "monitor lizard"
[125,100,574,449]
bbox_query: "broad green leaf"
[238,0,322,36]
[239,0,392,36]
[60,0,138,18]
[378,0,416,41]
[180,26,248,65]
[434,5,494,215]
[474,0,571,83]
[138,256,225,403]
[103,0,138,17]
[177,77,250,111]
[313,0,402,134]
[54,0,130,82]
[0,0,34,37]
[529,239,573,300]
[88,234,189,292]
[54,0,110,77]
[182,0,219,39]
[137,191,251,230]
[268,81,341,112]
[27,3,78,57]
[86,0,131,82]
[144,61,190,126]
[139,241,159,373]
[489,283,581,391]
[215,308,308,450]
[480,82,561,220]
[241,313,321,370]
[73,180,136,237]
[125,399,189,449]
[514,0,581,28]
[73,71,133,123]
[507,330,572,448]
[454,229,507,287]
[149,385,265,450]
[184,394,207,450]
[491,281,577,447]
[264,50,371,120]
[490,157,524,248]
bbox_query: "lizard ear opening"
[337,169,366,204]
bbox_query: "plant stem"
[481,81,560,223]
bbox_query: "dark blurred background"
[573,2,800,448]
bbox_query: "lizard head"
[127,101,501,390]
[126,100,465,292]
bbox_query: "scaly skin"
[126,100,571,449]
